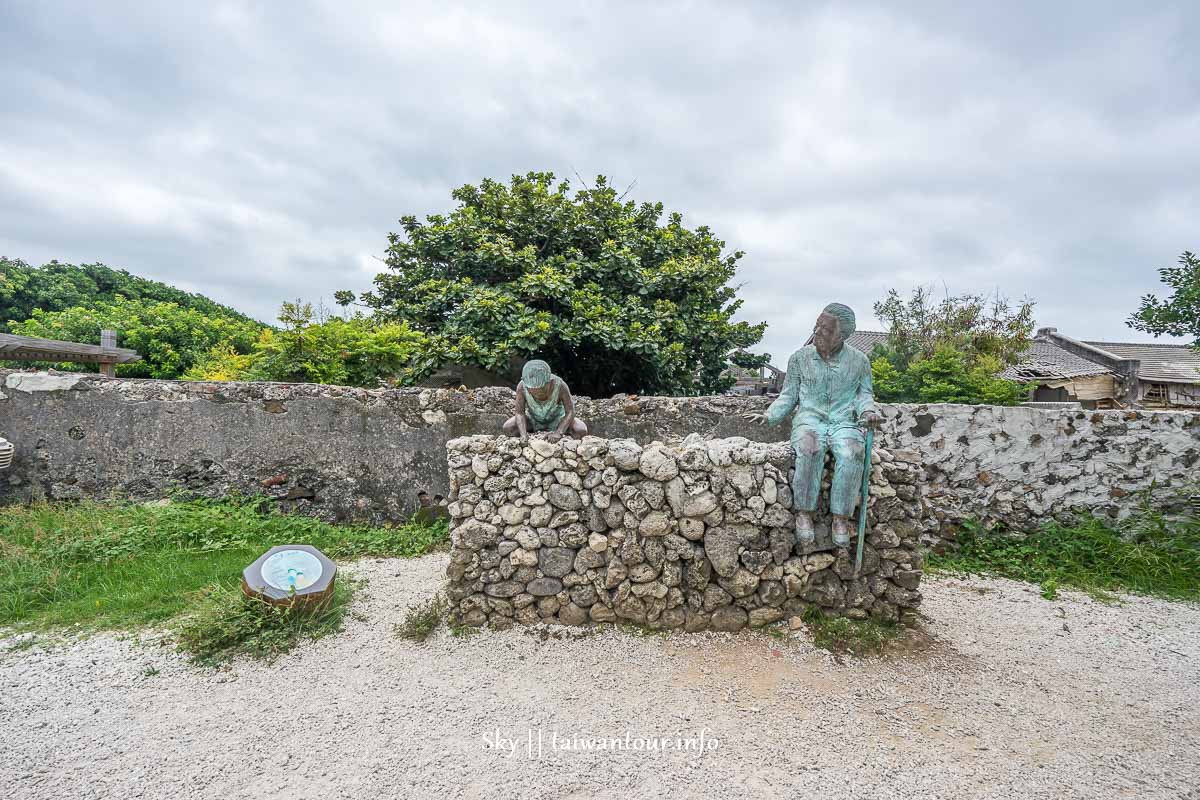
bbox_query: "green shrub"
[872,344,1026,405]
[10,295,262,379]
[929,503,1200,601]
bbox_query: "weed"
[619,622,667,638]
[449,623,479,638]
[801,606,900,658]
[174,580,355,667]
[394,593,446,643]
[929,499,1200,602]
[142,665,160,677]
[765,626,788,641]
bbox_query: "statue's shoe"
[793,514,816,546]
[831,519,852,548]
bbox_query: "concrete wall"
[2,370,1197,541]
[445,435,924,629]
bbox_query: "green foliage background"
[869,287,1033,405]
[186,302,432,386]
[355,171,767,396]
[12,296,262,379]
[1128,250,1200,346]
[1,257,254,324]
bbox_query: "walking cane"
[854,427,874,576]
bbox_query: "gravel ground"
[2,554,1197,800]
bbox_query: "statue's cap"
[521,359,553,389]
[821,303,856,338]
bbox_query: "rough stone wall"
[444,435,924,630]
[1,370,1196,541]
[877,403,1200,548]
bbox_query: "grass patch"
[174,580,355,666]
[0,497,447,631]
[802,606,900,658]
[619,622,668,638]
[394,593,446,643]
[450,623,480,638]
[929,504,1200,602]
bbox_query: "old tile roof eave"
[1083,340,1200,384]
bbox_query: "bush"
[928,503,1200,602]
[872,345,1026,405]
[10,296,262,379]
[871,286,1033,404]
[186,302,433,388]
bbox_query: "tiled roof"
[1084,341,1200,384]
[844,331,889,354]
[805,330,888,354]
[1002,340,1112,381]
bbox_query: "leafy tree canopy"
[1,257,257,325]
[186,302,431,388]
[872,346,1025,405]
[871,286,1033,405]
[1128,250,1200,346]
[10,297,261,379]
[350,172,767,396]
[873,285,1035,370]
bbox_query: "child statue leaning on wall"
[502,359,589,443]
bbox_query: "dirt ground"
[2,553,1197,800]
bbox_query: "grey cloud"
[1,1,1197,359]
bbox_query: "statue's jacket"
[766,345,877,443]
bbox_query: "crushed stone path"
[2,555,1197,800]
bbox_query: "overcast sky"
[2,1,1197,362]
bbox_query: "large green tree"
[350,172,767,396]
[1128,250,1200,346]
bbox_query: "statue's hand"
[743,411,768,425]
[858,410,882,430]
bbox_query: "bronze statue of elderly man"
[747,303,880,548]
[502,359,588,443]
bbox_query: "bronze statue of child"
[502,359,588,443]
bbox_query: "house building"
[1077,338,1200,408]
[826,327,1200,410]
[726,361,784,395]
[1002,328,1200,409]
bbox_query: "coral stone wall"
[2,371,1196,545]
[445,435,924,631]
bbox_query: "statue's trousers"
[790,421,866,517]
